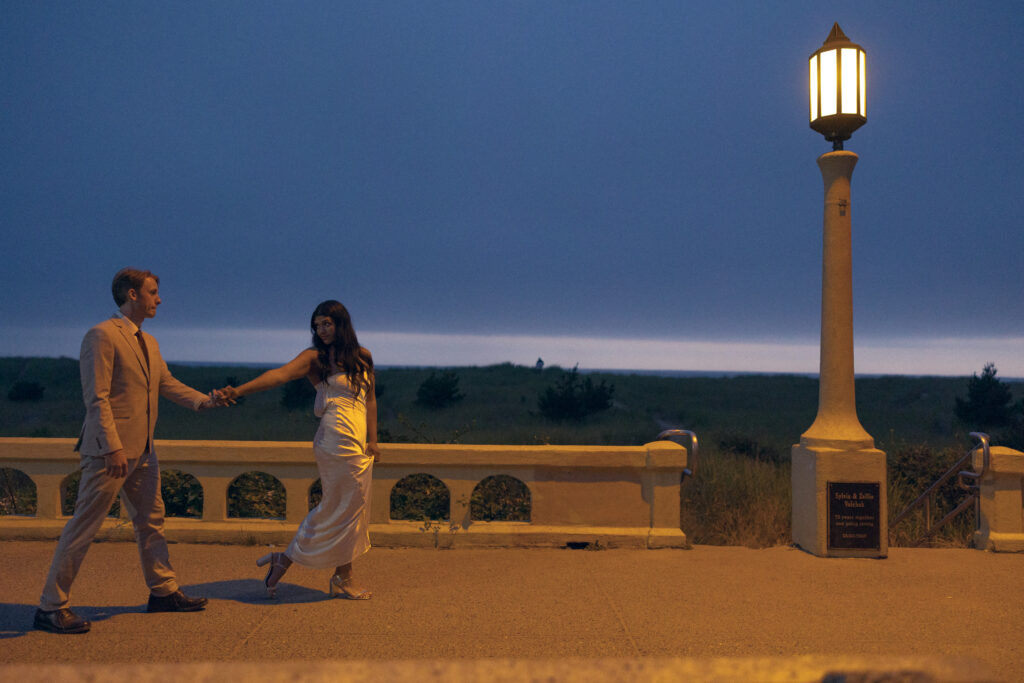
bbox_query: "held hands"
[201,388,236,409]
[218,385,240,403]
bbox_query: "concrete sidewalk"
[1,541,1020,681]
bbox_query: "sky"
[2,1,1022,376]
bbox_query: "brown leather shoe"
[146,590,208,613]
[34,607,91,634]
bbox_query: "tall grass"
[683,449,791,547]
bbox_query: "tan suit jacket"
[76,315,208,458]
[41,315,208,610]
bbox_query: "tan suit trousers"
[39,450,178,611]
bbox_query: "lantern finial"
[824,23,849,45]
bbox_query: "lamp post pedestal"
[791,150,887,558]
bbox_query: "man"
[34,268,227,634]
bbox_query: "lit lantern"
[809,23,866,149]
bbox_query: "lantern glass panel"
[819,49,837,117]
[841,48,858,114]
[859,51,866,116]
[809,54,818,121]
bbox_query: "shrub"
[471,475,530,521]
[161,469,203,518]
[8,381,44,402]
[227,472,285,518]
[281,378,316,412]
[390,473,450,521]
[0,468,37,515]
[955,363,1013,427]
[537,367,614,421]
[416,371,465,409]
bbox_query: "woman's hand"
[367,443,380,463]
[218,386,239,403]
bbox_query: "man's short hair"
[111,268,159,306]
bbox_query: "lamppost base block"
[791,442,888,558]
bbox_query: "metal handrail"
[890,452,973,528]
[657,429,698,480]
[957,432,990,491]
[889,432,989,546]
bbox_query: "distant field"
[1,356,1014,451]
[3,357,1020,547]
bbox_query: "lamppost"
[791,23,887,558]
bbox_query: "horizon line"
[1,325,1021,378]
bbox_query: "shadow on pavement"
[0,603,139,639]
[184,579,332,605]
[0,580,333,639]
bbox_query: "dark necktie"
[135,330,150,371]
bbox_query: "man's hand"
[104,449,128,478]
[367,443,380,463]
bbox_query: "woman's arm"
[225,349,317,400]
[363,349,379,462]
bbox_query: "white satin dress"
[285,372,373,569]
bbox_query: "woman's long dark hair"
[310,300,373,395]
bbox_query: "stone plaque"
[827,481,880,550]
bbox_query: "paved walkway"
[1,541,1021,681]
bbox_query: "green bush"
[955,363,1014,427]
[416,371,465,409]
[470,475,530,521]
[0,468,36,515]
[161,469,203,518]
[227,472,285,519]
[537,367,614,421]
[390,473,449,521]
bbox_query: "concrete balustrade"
[0,437,688,549]
[973,445,1024,552]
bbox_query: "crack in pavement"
[584,560,642,657]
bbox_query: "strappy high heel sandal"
[256,552,289,598]
[329,573,372,600]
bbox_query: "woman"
[221,300,379,600]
